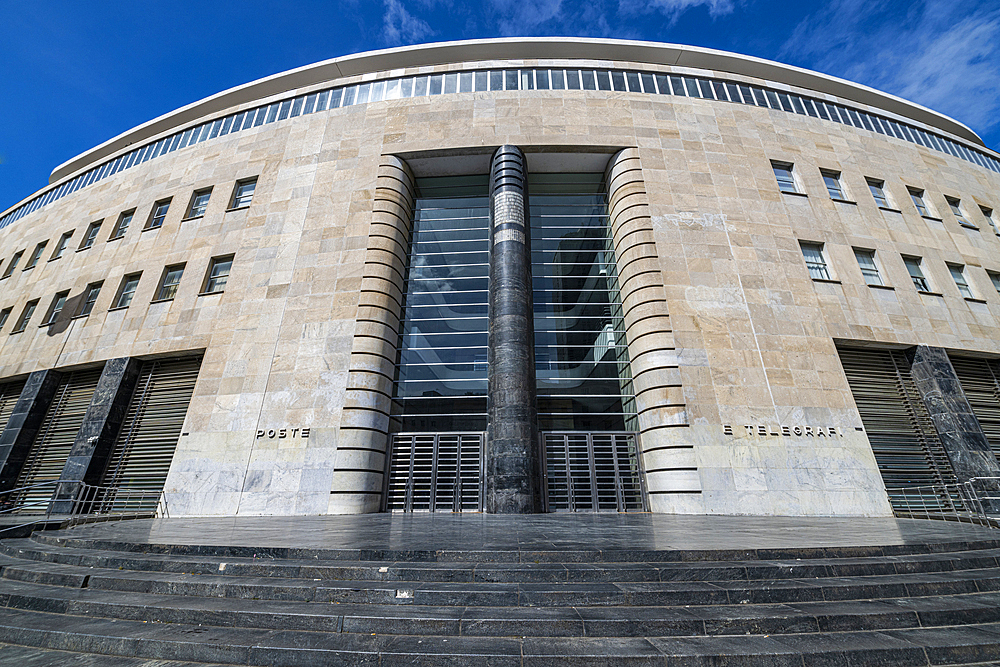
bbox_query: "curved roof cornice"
[50,37,983,183]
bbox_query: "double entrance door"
[384,431,647,512]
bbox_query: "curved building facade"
[2,38,1000,518]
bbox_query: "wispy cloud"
[619,0,737,22]
[382,0,435,46]
[781,0,1000,141]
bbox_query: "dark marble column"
[486,145,542,514]
[0,370,62,495]
[909,345,1000,484]
[49,358,142,513]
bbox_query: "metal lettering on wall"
[255,428,311,439]
[493,191,525,246]
[722,424,855,438]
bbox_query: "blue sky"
[2,0,999,212]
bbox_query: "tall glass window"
[529,174,637,432]
[391,176,491,432]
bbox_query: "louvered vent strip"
[0,379,26,431]
[949,356,1000,462]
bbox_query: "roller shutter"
[949,355,1000,463]
[13,367,104,512]
[838,347,959,510]
[0,378,26,431]
[101,356,202,503]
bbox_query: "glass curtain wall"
[529,173,637,432]
[390,176,491,433]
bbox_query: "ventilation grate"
[542,432,646,512]
[385,432,484,512]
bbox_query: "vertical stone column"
[335,156,416,513]
[0,369,62,494]
[486,145,541,514]
[49,358,142,513]
[909,345,1000,482]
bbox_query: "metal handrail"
[886,478,1000,528]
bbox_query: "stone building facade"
[1,38,999,519]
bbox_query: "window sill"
[71,314,91,320]
[197,291,225,297]
[225,206,250,213]
[38,322,55,328]
[107,235,125,242]
[149,298,175,304]
[9,330,24,336]
[107,306,130,312]
[780,190,808,198]
[812,278,842,284]
[21,267,34,273]
[47,257,62,262]
[867,284,895,291]
[878,206,903,213]
[831,198,857,205]
[959,223,980,230]
[917,290,943,297]
[964,297,988,304]
[142,226,162,232]
[75,247,93,253]
[921,215,944,222]
[181,215,204,222]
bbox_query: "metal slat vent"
[12,367,104,512]
[838,347,959,511]
[542,432,646,512]
[949,355,1000,462]
[0,379,26,431]
[385,433,484,512]
[101,356,203,509]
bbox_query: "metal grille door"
[0,378,26,431]
[12,367,104,512]
[385,433,484,512]
[838,347,959,511]
[101,356,202,509]
[542,432,647,512]
[949,355,1000,463]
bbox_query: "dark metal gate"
[541,432,647,512]
[384,433,485,512]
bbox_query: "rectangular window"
[113,273,142,309]
[43,291,69,325]
[988,270,1000,294]
[24,242,47,270]
[50,231,73,260]
[2,250,24,278]
[156,264,185,301]
[12,299,38,333]
[867,178,890,208]
[110,209,135,240]
[0,307,10,332]
[946,196,974,227]
[853,248,883,286]
[771,161,798,194]
[78,281,103,317]
[981,206,999,234]
[799,241,831,280]
[821,169,845,199]
[80,221,102,249]
[146,198,171,230]
[908,187,930,217]
[186,188,212,219]
[203,255,234,293]
[904,256,930,292]
[230,177,257,209]
[948,263,974,298]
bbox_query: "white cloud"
[486,0,564,36]
[618,0,736,21]
[781,0,1000,142]
[382,0,434,46]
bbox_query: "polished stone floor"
[57,513,998,553]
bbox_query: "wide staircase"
[2,525,1000,665]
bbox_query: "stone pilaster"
[0,370,62,494]
[486,145,541,514]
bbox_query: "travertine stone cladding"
[0,61,999,515]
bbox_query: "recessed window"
[80,221,102,249]
[853,248,883,286]
[866,178,890,208]
[24,242,47,271]
[988,270,1000,294]
[980,206,998,235]
[43,291,69,325]
[12,299,38,333]
[186,188,212,219]
[2,250,24,279]
[0,307,10,332]
[230,177,257,209]
[50,231,73,260]
[203,255,234,293]
[78,282,103,317]
[903,256,930,292]
[110,210,135,240]
[907,187,930,217]
[146,199,171,230]
[156,264,185,301]
[821,170,845,199]
[799,241,831,280]
[948,263,974,299]
[946,196,974,228]
[113,273,142,309]
[771,161,798,194]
